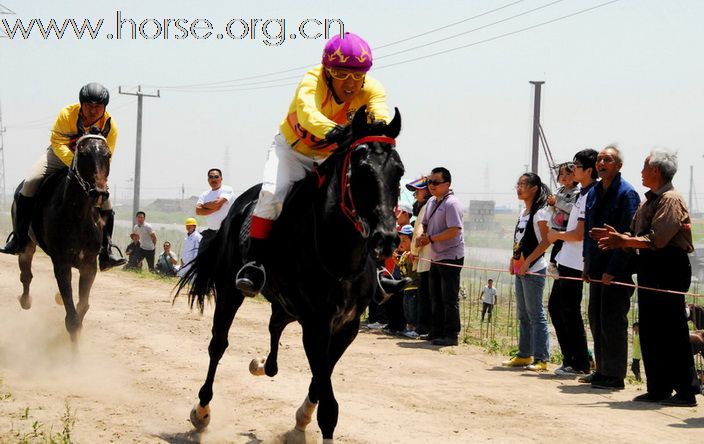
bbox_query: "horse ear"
[351,105,368,135]
[387,108,401,139]
[102,117,112,139]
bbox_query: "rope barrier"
[416,257,704,298]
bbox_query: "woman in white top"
[503,173,552,371]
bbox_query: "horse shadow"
[155,431,265,444]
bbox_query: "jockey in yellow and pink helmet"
[235,32,407,297]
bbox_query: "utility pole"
[118,85,160,219]
[689,165,694,212]
[529,81,545,174]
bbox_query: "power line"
[374,0,527,50]
[148,0,622,94]
[143,1,537,91]
[375,0,568,61]
[374,0,622,71]
[5,87,132,129]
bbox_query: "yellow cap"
[185,217,197,226]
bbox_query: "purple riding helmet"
[322,32,373,72]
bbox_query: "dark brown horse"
[14,128,112,342]
[178,107,403,442]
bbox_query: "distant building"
[147,196,199,213]
[467,200,495,231]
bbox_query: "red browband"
[350,136,396,149]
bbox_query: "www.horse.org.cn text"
[1,10,346,46]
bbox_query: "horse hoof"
[295,396,317,432]
[190,403,211,431]
[18,295,32,310]
[249,357,266,376]
[55,292,64,305]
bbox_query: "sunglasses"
[427,179,447,186]
[326,68,366,81]
[208,175,221,179]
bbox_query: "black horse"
[178,106,404,442]
[15,129,112,342]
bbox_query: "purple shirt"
[422,192,465,261]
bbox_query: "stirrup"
[108,243,125,258]
[374,269,412,304]
[235,261,266,297]
[374,268,393,304]
[99,243,127,271]
[0,232,23,255]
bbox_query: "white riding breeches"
[252,133,323,221]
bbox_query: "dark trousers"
[638,248,699,398]
[548,265,590,372]
[385,291,407,332]
[429,257,464,339]
[481,302,493,322]
[588,278,633,378]
[138,247,156,271]
[415,271,431,335]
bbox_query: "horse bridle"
[311,134,397,281]
[69,134,110,199]
[340,135,396,238]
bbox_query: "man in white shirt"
[132,211,157,271]
[479,279,498,322]
[196,168,234,244]
[178,217,203,277]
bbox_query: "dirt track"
[0,253,702,443]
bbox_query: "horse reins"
[339,135,396,238]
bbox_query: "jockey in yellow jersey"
[235,32,409,298]
[1,82,127,270]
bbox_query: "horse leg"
[76,262,97,324]
[17,242,36,310]
[53,262,80,342]
[300,323,339,442]
[298,318,361,438]
[190,285,243,431]
[250,301,294,377]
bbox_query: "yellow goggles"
[326,68,366,81]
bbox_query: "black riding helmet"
[79,82,110,106]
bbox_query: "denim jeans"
[514,270,549,361]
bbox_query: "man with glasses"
[581,146,640,389]
[416,167,465,347]
[196,168,234,244]
[235,32,408,298]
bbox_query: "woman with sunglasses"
[236,32,404,297]
[503,173,552,371]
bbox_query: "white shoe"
[366,322,387,329]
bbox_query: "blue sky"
[1,0,702,211]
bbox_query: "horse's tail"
[175,231,221,313]
[175,184,261,313]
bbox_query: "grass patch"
[12,401,76,444]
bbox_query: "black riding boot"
[235,238,267,297]
[98,209,127,271]
[375,268,412,304]
[1,194,34,255]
